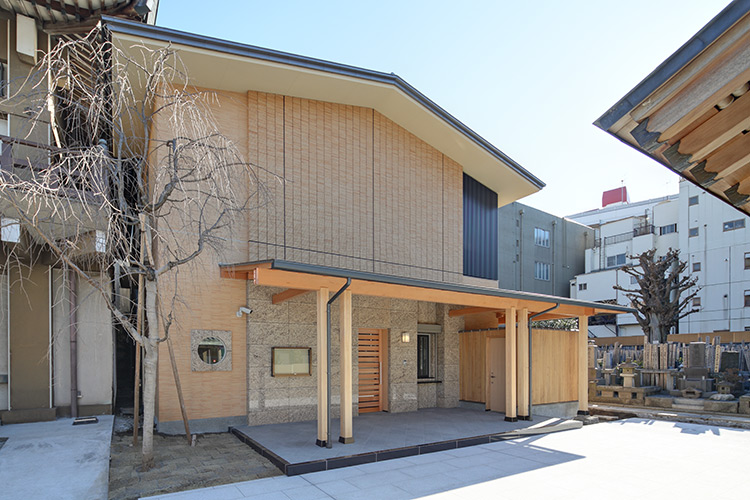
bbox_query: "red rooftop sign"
[602,186,629,207]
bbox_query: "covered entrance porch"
[220,260,630,451]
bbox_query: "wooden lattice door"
[358,329,388,413]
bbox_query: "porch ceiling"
[219,259,633,318]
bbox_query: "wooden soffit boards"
[219,261,630,318]
[600,7,750,214]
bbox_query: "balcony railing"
[0,134,105,203]
[633,224,655,237]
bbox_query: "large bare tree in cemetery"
[0,27,264,469]
[614,248,699,343]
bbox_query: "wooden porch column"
[504,307,517,422]
[578,315,589,415]
[516,308,530,419]
[339,290,354,443]
[316,287,329,447]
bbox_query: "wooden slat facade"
[459,328,578,406]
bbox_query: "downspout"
[69,268,78,419]
[527,303,559,420]
[326,278,351,449]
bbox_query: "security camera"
[236,306,253,317]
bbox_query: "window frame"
[417,333,437,379]
[745,290,750,308]
[692,297,701,308]
[659,223,677,236]
[723,219,746,232]
[606,253,626,269]
[578,283,587,291]
[692,262,701,272]
[688,196,699,206]
[534,227,550,248]
[745,252,750,270]
[534,261,550,281]
[688,227,699,237]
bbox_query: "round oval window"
[197,337,226,365]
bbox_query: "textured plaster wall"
[246,284,463,425]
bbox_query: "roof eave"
[102,16,545,192]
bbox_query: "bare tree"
[0,26,267,469]
[614,248,699,343]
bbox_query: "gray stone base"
[704,400,738,414]
[157,415,247,434]
[645,395,673,409]
[531,401,578,419]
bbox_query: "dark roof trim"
[102,16,544,190]
[595,0,750,131]
[220,259,634,315]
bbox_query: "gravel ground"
[108,426,280,500]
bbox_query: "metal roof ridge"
[102,16,545,190]
[594,0,750,131]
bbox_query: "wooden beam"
[448,307,501,317]
[517,308,530,418]
[271,289,309,305]
[505,307,517,421]
[578,315,589,415]
[678,89,750,161]
[704,132,750,178]
[316,288,329,446]
[248,267,618,317]
[339,290,354,444]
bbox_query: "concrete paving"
[141,418,749,500]
[0,416,114,500]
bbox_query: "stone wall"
[246,284,463,425]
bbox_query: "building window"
[745,252,750,270]
[659,223,677,235]
[692,297,701,308]
[745,290,750,308]
[417,333,436,379]
[578,283,587,291]
[630,276,637,285]
[463,174,498,280]
[723,219,746,232]
[692,262,701,272]
[688,227,699,237]
[688,196,699,206]
[534,227,550,247]
[606,253,626,268]
[534,261,550,281]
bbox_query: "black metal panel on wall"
[463,173,498,280]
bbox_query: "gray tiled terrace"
[233,407,566,465]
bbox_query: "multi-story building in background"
[498,202,593,297]
[568,181,750,338]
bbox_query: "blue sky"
[157,1,730,217]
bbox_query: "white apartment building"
[567,180,750,338]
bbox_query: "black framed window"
[417,334,433,379]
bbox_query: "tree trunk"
[648,315,660,344]
[141,279,159,470]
